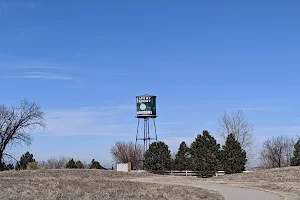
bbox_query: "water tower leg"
[153,118,157,141]
[135,118,140,148]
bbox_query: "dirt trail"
[129,177,283,200]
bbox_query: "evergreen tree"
[174,141,191,170]
[190,130,220,178]
[6,163,14,170]
[0,162,9,171]
[89,159,106,169]
[144,141,171,172]
[75,160,84,169]
[291,138,300,166]
[66,159,77,169]
[19,152,35,170]
[221,133,247,174]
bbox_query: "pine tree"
[66,159,77,169]
[144,141,171,172]
[89,159,106,169]
[6,163,14,170]
[19,152,35,170]
[221,133,247,174]
[175,141,191,170]
[190,130,220,177]
[75,160,84,169]
[291,138,300,166]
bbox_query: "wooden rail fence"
[163,170,252,177]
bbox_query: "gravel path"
[130,177,283,200]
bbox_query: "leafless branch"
[3,153,18,162]
[259,135,294,168]
[110,141,143,170]
[0,99,45,164]
[218,109,255,160]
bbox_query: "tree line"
[1,99,300,174]
[111,131,247,177]
[111,109,300,176]
[146,131,247,177]
[1,152,107,171]
[112,132,300,177]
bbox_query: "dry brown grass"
[0,169,223,200]
[209,167,300,200]
[157,167,300,200]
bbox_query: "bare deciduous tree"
[218,109,255,160]
[47,156,71,169]
[0,99,45,169]
[110,141,143,170]
[39,161,50,169]
[260,135,294,168]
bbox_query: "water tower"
[135,94,158,152]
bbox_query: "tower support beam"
[136,117,157,153]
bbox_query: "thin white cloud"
[255,125,300,137]
[230,107,273,111]
[37,107,137,137]
[0,64,64,70]
[3,72,74,80]
[159,121,184,125]
[113,105,135,109]
[158,129,194,136]
[37,106,192,138]
[0,60,67,70]
[13,65,63,70]
[163,136,195,147]
[72,105,135,110]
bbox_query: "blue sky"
[1,0,300,167]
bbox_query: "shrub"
[27,162,39,170]
[0,162,14,171]
[19,152,35,170]
[66,159,77,169]
[89,159,106,169]
[76,161,84,169]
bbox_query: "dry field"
[0,169,223,200]
[158,167,300,200]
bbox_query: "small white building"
[116,162,131,172]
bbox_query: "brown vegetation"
[158,167,300,200]
[0,99,45,169]
[208,167,300,200]
[110,141,144,170]
[0,169,223,200]
[260,136,294,168]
